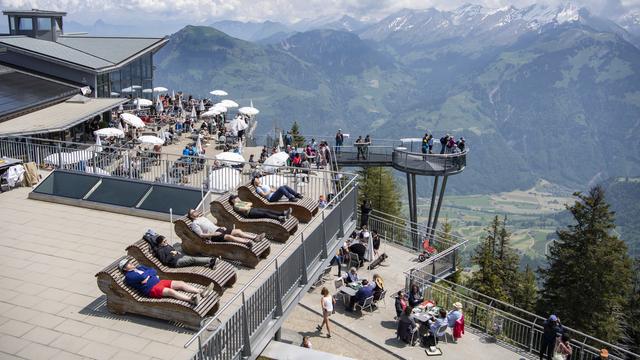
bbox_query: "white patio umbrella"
[238,107,259,116]
[133,98,153,107]
[110,91,120,97]
[85,166,110,176]
[212,105,227,113]
[263,151,290,172]
[131,85,142,89]
[94,128,124,138]
[44,149,96,166]
[220,99,239,108]
[210,90,228,96]
[201,109,220,118]
[138,135,164,145]
[121,86,135,93]
[153,86,168,93]
[142,88,153,94]
[215,152,245,165]
[198,100,205,111]
[120,113,145,128]
[190,107,197,119]
[208,167,241,193]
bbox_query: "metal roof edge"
[94,37,169,74]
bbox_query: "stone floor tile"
[82,326,121,344]
[49,333,92,353]
[112,332,152,353]
[24,313,66,330]
[77,341,119,360]
[0,319,35,337]
[16,342,61,360]
[0,334,32,354]
[53,319,94,337]
[140,341,182,360]
[22,326,62,345]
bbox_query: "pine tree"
[356,167,402,219]
[513,264,538,312]
[625,259,640,354]
[441,218,463,284]
[468,216,507,301]
[496,216,520,304]
[537,186,633,343]
[290,121,305,148]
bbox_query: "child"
[318,195,328,208]
[301,336,312,349]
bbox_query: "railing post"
[274,260,283,317]
[56,143,62,169]
[300,235,308,285]
[528,319,537,354]
[321,212,328,260]
[338,202,344,238]
[25,139,32,162]
[241,292,252,357]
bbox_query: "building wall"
[0,49,95,88]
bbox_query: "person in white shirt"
[316,287,335,338]
[343,267,360,284]
[187,209,264,248]
[252,176,303,202]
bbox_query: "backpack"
[440,136,447,145]
[143,229,161,248]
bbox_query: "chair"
[334,278,348,304]
[348,253,360,269]
[435,324,449,344]
[374,289,387,309]
[312,266,332,289]
[355,295,374,313]
[238,184,319,223]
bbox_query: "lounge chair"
[174,217,270,269]
[125,239,237,294]
[95,256,220,329]
[210,193,298,243]
[237,184,318,223]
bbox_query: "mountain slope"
[210,20,292,42]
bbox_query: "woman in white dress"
[362,226,374,262]
[316,287,335,338]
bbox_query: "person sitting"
[252,176,303,202]
[248,154,257,170]
[153,235,218,269]
[372,274,384,301]
[429,308,449,339]
[187,209,263,248]
[408,284,423,307]
[395,291,408,318]
[397,306,418,345]
[343,267,359,284]
[348,279,374,311]
[228,195,291,222]
[119,257,214,306]
[318,195,328,209]
[348,241,366,267]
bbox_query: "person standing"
[440,134,449,154]
[360,199,372,228]
[540,315,564,360]
[422,133,430,154]
[554,334,572,360]
[335,129,344,155]
[316,287,335,338]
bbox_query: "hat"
[453,302,463,309]
[549,315,558,322]
[599,349,608,358]
[118,258,131,271]
[375,277,384,289]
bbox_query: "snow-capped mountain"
[619,11,640,38]
[359,3,634,49]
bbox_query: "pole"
[430,175,448,239]
[426,176,439,229]
[169,208,173,243]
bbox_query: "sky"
[0,0,638,28]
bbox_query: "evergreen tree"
[496,216,520,303]
[356,167,402,219]
[537,186,633,343]
[290,121,305,148]
[625,259,640,354]
[468,216,507,301]
[513,264,538,312]
[441,218,463,284]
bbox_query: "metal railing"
[186,174,359,360]
[392,148,467,175]
[405,270,640,360]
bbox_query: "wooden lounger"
[238,184,319,223]
[95,256,220,329]
[210,193,298,243]
[125,239,237,294]
[174,217,270,269]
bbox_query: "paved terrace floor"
[280,242,528,360]
[0,177,336,360]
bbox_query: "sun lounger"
[126,239,237,294]
[95,256,220,329]
[174,217,270,269]
[210,193,298,243]
[238,184,318,223]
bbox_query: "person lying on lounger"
[252,176,303,202]
[153,235,219,269]
[119,257,213,306]
[228,195,292,223]
[187,209,264,248]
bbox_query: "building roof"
[0,64,79,120]
[0,96,127,136]
[2,9,66,16]
[0,34,168,72]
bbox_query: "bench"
[238,184,318,223]
[210,193,298,243]
[174,217,270,269]
[126,239,237,294]
[95,256,220,329]
[367,253,388,270]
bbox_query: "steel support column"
[426,176,439,229]
[410,173,419,248]
[430,175,448,239]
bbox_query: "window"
[37,18,52,30]
[18,18,33,31]
[138,186,203,216]
[33,171,99,199]
[86,178,149,207]
[9,17,15,31]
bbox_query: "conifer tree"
[496,216,520,303]
[468,216,507,300]
[290,121,305,148]
[513,264,538,312]
[356,167,402,219]
[441,218,463,284]
[537,186,633,343]
[625,259,640,354]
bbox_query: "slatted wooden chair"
[238,184,318,223]
[95,256,220,329]
[210,193,298,243]
[125,239,237,294]
[174,217,270,269]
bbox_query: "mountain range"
[154,3,640,195]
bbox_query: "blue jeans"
[268,185,298,202]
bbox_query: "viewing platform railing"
[405,270,640,360]
[392,148,467,175]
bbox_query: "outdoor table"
[338,286,357,298]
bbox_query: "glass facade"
[101,53,153,99]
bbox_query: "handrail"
[394,148,469,158]
[368,209,468,243]
[183,173,359,348]
[408,270,640,359]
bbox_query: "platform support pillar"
[430,175,448,240]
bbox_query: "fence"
[186,174,359,360]
[392,148,467,174]
[405,270,640,360]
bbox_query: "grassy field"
[413,182,574,269]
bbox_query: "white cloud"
[1,0,639,26]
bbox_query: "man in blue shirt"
[119,258,213,305]
[347,279,374,311]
